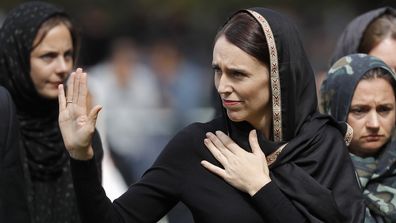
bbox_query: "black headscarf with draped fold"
[220,8,365,222]
[330,7,396,65]
[0,2,101,223]
[0,1,74,181]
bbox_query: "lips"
[222,99,241,106]
[362,135,383,142]
[48,81,63,88]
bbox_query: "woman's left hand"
[201,130,271,196]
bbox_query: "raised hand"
[58,68,102,160]
[201,130,271,196]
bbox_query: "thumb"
[249,130,263,156]
[88,105,102,125]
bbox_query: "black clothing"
[330,7,396,65]
[0,2,103,223]
[72,116,361,223]
[0,86,30,223]
[71,7,364,223]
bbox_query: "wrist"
[248,178,271,196]
[69,145,94,160]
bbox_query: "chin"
[226,111,245,122]
[40,91,58,99]
[358,143,385,156]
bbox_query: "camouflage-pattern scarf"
[321,54,396,223]
[351,136,396,223]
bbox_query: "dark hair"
[31,15,79,62]
[361,67,396,97]
[359,13,396,53]
[215,12,269,66]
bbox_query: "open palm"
[58,68,101,160]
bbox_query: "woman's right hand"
[58,68,102,160]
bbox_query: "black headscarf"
[0,2,104,222]
[330,7,396,65]
[0,1,72,181]
[222,8,365,222]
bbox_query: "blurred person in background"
[321,53,396,223]
[90,37,198,223]
[88,37,167,185]
[149,39,207,132]
[331,7,396,69]
[0,2,103,223]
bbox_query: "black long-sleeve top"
[71,119,306,223]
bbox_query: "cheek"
[66,59,74,71]
[383,115,396,134]
[347,116,362,135]
[214,76,219,90]
[30,59,44,86]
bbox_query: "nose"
[216,74,232,95]
[55,56,71,76]
[366,111,380,130]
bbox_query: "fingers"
[66,72,75,104]
[204,137,227,164]
[65,68,86,108]
[213,131,242,155]
[58,84,66,112]
[249,130,264,156]
[73,68,82,105]
[77,71,88,108]
[200,160,226,178]
[88,105,102,126]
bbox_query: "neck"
[250,113,272,140]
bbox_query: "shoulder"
[0,86,16,123]
[169,119,220,145]
[0,86,12,106]
[304,119,351,164]
[288,115,349,161]
[0,86,20,159]
[157,118,224,157]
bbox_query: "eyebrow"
[211,63,249,74]
[350,103,395,107]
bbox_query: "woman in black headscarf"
[0,2,103,223]
[59,7,364,222]
[321,54,396,223]
[330,7,396,69]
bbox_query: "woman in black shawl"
[321,54,396,223]
[59,8,364,222]
[330,7,396,69]
[0,2,103,223]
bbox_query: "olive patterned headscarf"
[321,54,396,223]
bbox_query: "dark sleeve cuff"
[251,181,306,222]
[70,156,100,181]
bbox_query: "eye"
[64,50,73,60]
[212,65,222,76]
[349,106,368,118]
[40,52,57,62]
[231,71,244,77]
[377,105,393,115]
